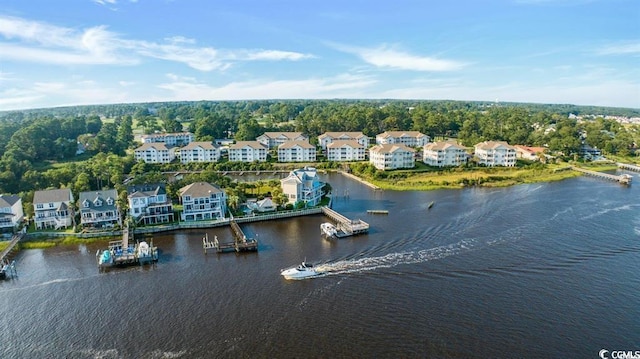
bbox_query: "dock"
[617,163,640,172]
[203,220,258,253]
[321,207,369,238]
[0,232,24,265]
[571,166,632,185]
[367,209,389,214]
[96,225,158,269]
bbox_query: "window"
[36,203,44,209]
[83,200,90,208]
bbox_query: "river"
[0,172,638,358]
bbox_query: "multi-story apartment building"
[318,132,369,150]
[179,182,227,221]
[127,184,174,225]
[326,140,366,161]
[178,141,221,163]
[256,132,308,149]
[423,142,469,167]
[228,141,268,162]
[376,131,430,147]
[33,188,74,230]
[134,143,176,163]
[277,141,317,162]
[369,144,416,170]
[79,189,121,229]
[0,195,24,234]
[474,141,517,167]
[140,132,194,146]
[280,167,324,206]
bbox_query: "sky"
[0,0,639,111]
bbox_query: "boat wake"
[314,237,479,277]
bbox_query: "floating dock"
[321,207,369,238]
[571,166,632,185]
[203,220,258,254]
[367,209,388,214]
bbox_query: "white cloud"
[0,15,314,71]
[334,43,466,72]
[596,42,640,56]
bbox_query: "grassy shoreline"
[19,236,113,250]
[355,163,605,191]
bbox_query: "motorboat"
[97,249,113,267]
[320,222,337,237]
[281,261,319,280]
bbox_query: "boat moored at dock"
[320,222,338,237]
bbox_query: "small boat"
[428,201,435,209]
[136,241,157,264]
[281,261,319,280]
[320,222,337,237]
[97,249,113,267]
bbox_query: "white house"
[256,132,308,149]
[376,131,430,147]
[79,189,121,229]
[369,144,416,170]
[228,141,268,162]
[179,182,227,221]
[0,195,24,234]
[423,142,469,167]
[280,167,324,207]
[474,141,517,167]
[134,143,176,163]
[326,140,366,161]
[514,145,546,162]
[277,141,317,162]
[127,184,174,225]
[318,132,369,150]
[178,141,221,163]
[140,132,194,146]
[33,188,74,230]
[247,197,276,213]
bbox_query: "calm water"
[0,172,639,358]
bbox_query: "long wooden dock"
[321,207,369,238]
[203,220,258,254]
[571,166,632,185]
[617,163,640,172]
[0,232,24,264]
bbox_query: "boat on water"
[281,261,319,280]
[136,241,158,264]
[320,222,338,237]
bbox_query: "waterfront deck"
[571,166,632,185]
[617,163,640,172]
[96,225,158,269]
[321,207,369,238]
[203,220,258,254]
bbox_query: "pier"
[0,232,24,265]
[571,166,632,185]
[203,220,258,253]
[321,207,369,238]
[367,209,389,214]
[617,163,640,172]
[96,225,158,269]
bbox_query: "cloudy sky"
[1,0,638,110]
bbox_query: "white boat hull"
[281,262,319,280]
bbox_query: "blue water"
[0,172,638,358]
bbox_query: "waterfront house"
[277,141,317,162]
[326,140,366,161]
[514,145,546,162]
[369,144,416,170]
[134,143,176,163]
[423,141,469,167]
[256,132,308,149]
[79,189,121,229]
[318,132,369,150]
[376,131,430,147]
[247,197,276,213]
[127,183,174,225]
[178,141,221,163]
[0,195,24,234]
[140,132,194,146]
[179,182,227,221]
[33,188,74,230]
[228,141,268,162]
[280,167,324,207]
[474,141,517,167]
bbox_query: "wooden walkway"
[321,207,369,238]
[617,163,640,172]
[571,166,632,185]
[0,232,24,264]
[203,220,258,253]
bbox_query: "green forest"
[0,99,638,213]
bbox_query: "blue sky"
[1,0,638,110]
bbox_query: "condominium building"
[474,141,517,167]
[376,131,430,147]
[326,140,366,161]
[318,132,369,150]
[369,144,416,170]
[178,141,221,163]
[256,132,308,149]
[423,142,469,167]
[277,141,317,162]
[228,141,268,162]
[134,143,176,163]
